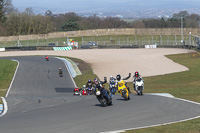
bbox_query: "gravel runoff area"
[0,48,193,82]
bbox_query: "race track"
[0,56,200,133]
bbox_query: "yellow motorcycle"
[117,73,131,101]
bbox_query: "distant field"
[0,35,192,48]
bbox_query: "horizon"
[12,0,200,18]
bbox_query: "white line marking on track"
[48,105,55,108]
[6,59,19,97]
[100,94,200,133]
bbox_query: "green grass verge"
[125,52,200,133]
[0,60,17,104]
[55,56,99,88]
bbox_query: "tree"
[45,10,53,17]
[61,19,79,31]
[132,20,145,28]
[0,0,15,23]
[172,11,189,19]
[24,7,34,16]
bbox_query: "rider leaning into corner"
[116,73,131,93]
[94,77,112,103]
[133,71,144,91]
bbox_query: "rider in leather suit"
[116,73,131,93]
[133,71,144,91]
[94,77,112,103]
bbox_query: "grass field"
[0,60,17,104]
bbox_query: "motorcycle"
[135,78,144,95]
[95,77,112,107]
[59,71,63,77]
[45,56,49,61]
[87,86,94,95]
[95,88,112,107]
[109,80,117,98]
[117,80,130,101]
[73,88,81,96]
[82,88,88,95]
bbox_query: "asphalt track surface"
[0,56,200,133]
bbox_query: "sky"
[12,0,200,14]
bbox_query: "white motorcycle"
[134,78,144,95]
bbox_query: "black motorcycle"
[95,77,112,107]
[96,89,112,107]
[59,70,63,77]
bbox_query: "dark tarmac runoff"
[0,56,200,133]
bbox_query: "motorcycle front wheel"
[123,91,129,101]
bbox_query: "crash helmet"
[83,85,86,88]
[94,78,99,85]
[88,79,91,83]
[135,71,139,77]
[59,67,62,70]
[116,74,121,81]
[110,75,113,80]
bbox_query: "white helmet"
[110,75,113,80]
[96,91,101,96]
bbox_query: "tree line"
[0,0,200,36]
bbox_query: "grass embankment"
[125,52,200,133]
[0,60,17,104]
[62,57,99,88]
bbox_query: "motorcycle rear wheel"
[100,98,107,107]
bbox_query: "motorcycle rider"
[110,76,116,82]
[116,73,131,93]
[86,79,94,94]
[133,71,144,91]
[94,77,112,104]
[59,68,63,76]
[45,55,49,61]
[86,79,93,88]
[109,76,117,96]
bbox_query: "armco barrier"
[5,46,37,51]
[97,45,139,49]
